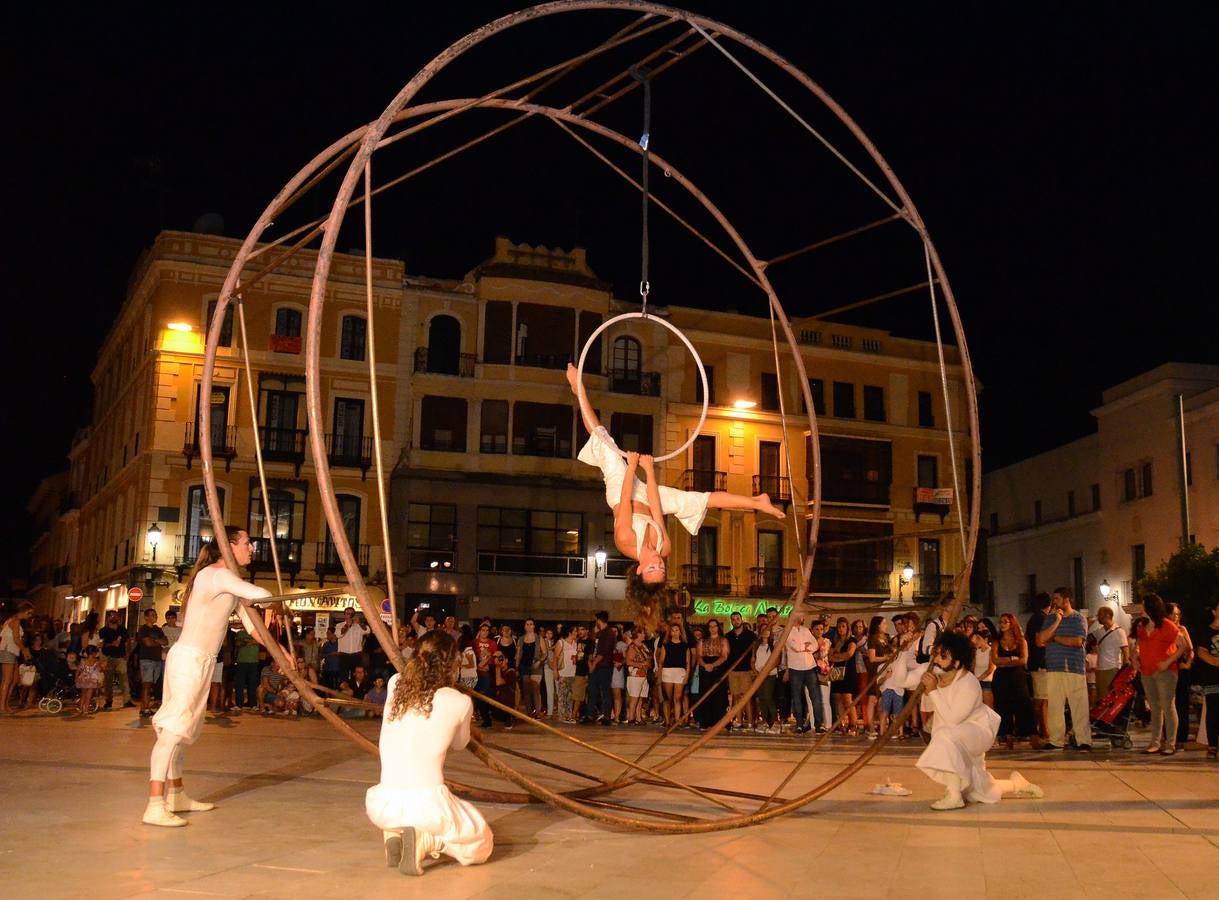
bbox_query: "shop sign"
[915,487,953,506]
[285,594,360,612]
[691,599,794,619]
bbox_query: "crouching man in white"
[145,527,273,826]
[906,630,1043,810]
[366,630,493,876]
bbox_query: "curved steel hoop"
[576,311,709,463]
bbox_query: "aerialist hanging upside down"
[144,527,273,827]
[568,363,785,630]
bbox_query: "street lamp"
[147,523,162,562]
[1099,579,1111,599]
[899,562,914,603]
[593,546,608,599]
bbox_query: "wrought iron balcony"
[325,432,372,479]
[512,432,572,458]
[414,347,476,377]
[183,422,238,472]
[315,541,370,584]
[515,352,572,370]
[752,475,792,506]
[748,567,797,596]
[682,564,733,592]
[912,573,952,601]
[175,534,209,572]
[247,538,304,582]
[259,426,308,475]
[608,368,661,397]
[807,477,890,507]
[810,566,890,595]
[682,469,726,492]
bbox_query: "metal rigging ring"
[575,311,709,463]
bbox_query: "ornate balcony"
[752,475,792,506]
[682,564,733,593]
[608,368,661,397]
[414,347,476,377]
[247,538,304,584]
[183,422,238,472]
[315,541,370,585]
[326,432,372,479]
[259,426,308,476]
[682,469,726,492]
[748,567,797,597]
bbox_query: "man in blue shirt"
[1036,586,1092,751]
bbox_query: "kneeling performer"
[145,527,272,826]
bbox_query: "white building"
[984,363,1219,623]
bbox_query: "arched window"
[612,335,641,376]
[184,485,225,562]
[426,315,462,374]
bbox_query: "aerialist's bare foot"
[566,362,580,394]
[754,493,786,519]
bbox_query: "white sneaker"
[399,827,441,876]
[143,798,187,827]
[167,790,215,812]
[930,790,965,811]
[1009,771,1044,799]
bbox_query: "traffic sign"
[128,587,144,604]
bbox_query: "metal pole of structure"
[1176,393,1191,547]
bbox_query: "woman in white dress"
[908,630,1043,810]
[366,630,493,876]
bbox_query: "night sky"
[2,2,1216,580]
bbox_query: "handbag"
[19,664,37,687]
[829,665,846,682]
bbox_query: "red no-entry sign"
[128,587,143,604]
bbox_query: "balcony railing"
[808,478,890,506]
[515,352,572,370]
[175,534,210,571]
[414,347,476,377]
[512,432,572,458]
[682,564,733,592]
[810,567,890,595]
[325,432,372,479]
[248,539,305,581]
[682,469,726,492]
[259,426,308,475]
[752,475,792,506]
[912,573,952,601]
[183,422,238,472]
[315,541,370,584]
[749,567,797,596]
[608,368,661,397]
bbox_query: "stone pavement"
[1,708,1216,899]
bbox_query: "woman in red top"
[1134,593,1184,755]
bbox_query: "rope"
[924,242,968,558]
[232,292,292,659]
[362,160,399,647]
[688,22,902,216]
[631,66,652,315]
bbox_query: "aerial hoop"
[575,310,708,463]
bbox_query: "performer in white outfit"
[366,630,493,876]
[567,363,783,629]
[144,527,272,827]
[904,630,1043,810]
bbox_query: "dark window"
[206,300,234,347]
[801,378,826,416]
[419,396,467,451]
[918,391,935,427]
[863,385,885,422]
[761,373,780,411]
[483,302,513,364]
[332,397,364,456]
[407,504,457,552]
[324,495,362,556]
[248,480,307,543]
[810,435,892,506]
[1123,468,1137,501]
[183,485,225,560]
[1072,557,1084,606]
[1033,499,1042,524]
[274,307,302,337]
[1141,461,1153,497]
[691,526,718,567]
[612,336,641,375]
[1067,490,1076,517]
[833,382,856,418]
[917,455,938,489]
[480,400,508,454]
[1091,483,1101,511]
[695,365,716,405]
[816,519,894,584]
[610,413,653,454]
[1131,544,1146,581]
[989,512,998,534]
[426,315,462,373]
[477,507,583,556]
[512,402,573,457]
[340,316,367,361]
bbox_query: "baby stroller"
[38,660,99,715]
[1089,665,1136,750]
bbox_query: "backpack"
[916,618,942,665]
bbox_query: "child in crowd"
[366,677,388,717]
[74,645,103,717]
[366,630,493,876]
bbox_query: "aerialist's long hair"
[626,567,668,617]
[181,525,248,620]
[388,630,458,722]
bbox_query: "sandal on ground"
[1144,743,1161,754]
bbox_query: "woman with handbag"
[1168,602,1194,749]
[0,600,32,715]
[1134,593,1184,755]
[1190,598,1219,759]
[828,618,859,735]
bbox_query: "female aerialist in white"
[144,527,272,827]
[906,630,1043,810]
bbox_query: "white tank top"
[631,513,665,558]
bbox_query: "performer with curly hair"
[567,363,783,632]
[366,630,493,876]
[907,630,1043,811]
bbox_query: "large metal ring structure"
[197,2,982,833]
[575,311,709,462]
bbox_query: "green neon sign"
[691,599,794,619]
